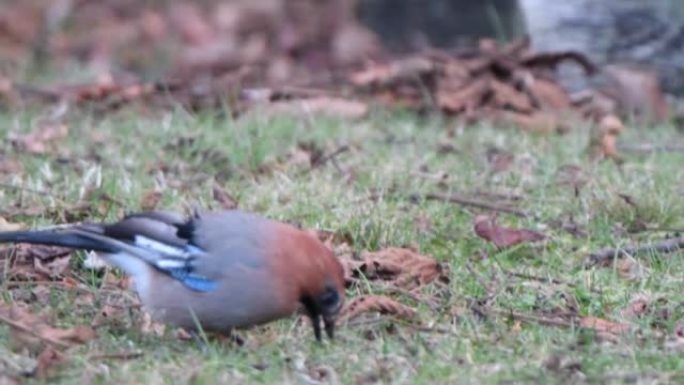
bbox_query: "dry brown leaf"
[490,79,533,112]
[350,57,433,88]
[494,110,559,133]
[599,114,625,136]
[0,157,23,175]
[10,123,68,154]
[590,114,625,161]
[308,229,353,252]
[622,297,650,319]
[35,347,66,378]
[580,316,631,335]
[33,255,70,278]
[0,303,95,351]
[140,312,166,337]
[212,184,238,209]
[555,164,589,191]
[340,295,417,321]
[1,244,73,281]
[45,326,96,344]
[254,97,369,120]
[602,65,669,123]
[523,76,571,110]
[485,146,515,173]
[139,190,162,211]
[342,247,448,289]
[437,77,490,113]
[0,217,24,232]
[473,215,545,249]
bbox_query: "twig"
[618,143,684,153]
[0,313,70,348]
[504,271,603,294]
[88,351,143,361]
[401,323,451,334]
[0,182,51,196]
[476,306,575,329]
[585,235,684,267]
[465,262,497,304]
[582,371,684,383]
[413,192,529,218]
[505,271,574,287]
[370,283,440,311]
[314,145,350,168]
[503,271,604,295]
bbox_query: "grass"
[1,104,684,384]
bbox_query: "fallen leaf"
[140,312,166,337]
[473,215,546,249]
[252,97,369,120]
[82,251,108,271]
[0,303,95,352]
[521,76,571,110]
[0,217,24,232]
[579,316,631,335]
[342,247,448,289]
[491,79,533,112]
[485,146,515,173]
[602,65,669,123]
[1,244,72,281]
[139,190,162,211]
[350,57,434,88]
[589,114,625,162]
[308,229,353,254]
[340,295,417,321]
[622,296,650,319]
[175,328,193,341]
[212,184,238,209]
[0,158,23,175]
[494,110,560,133]
[35,347,66,378]
[33,254,70,278]
[437,77,490,113]
[10,122,68,155]
[0,345,37,379]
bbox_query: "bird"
[0,209,346,341]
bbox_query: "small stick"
[465,262,498,304]
[310,144,350,170]
[0,313,69,348]
[88,351,143,361]
[618,143,684,153]
[370,283,440,311]
[413,192,529,218]
[476,306,575,329]
[586,235,684,266]
[0,182,51,196]
[502,270,603,295]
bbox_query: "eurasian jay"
[0,209,345,341]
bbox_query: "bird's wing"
[0,211,217,292]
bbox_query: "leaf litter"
[0,1,681,381]
[317,228,450,328]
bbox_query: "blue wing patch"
[168,268,218,292]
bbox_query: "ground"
[1,106,684,384]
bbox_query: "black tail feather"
[0,230,117,253]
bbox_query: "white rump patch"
[134,235,187,258]
[155,258,188,270]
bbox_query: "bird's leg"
[323,315,335,340]
[301,296,324,342]
[310,313,322,342]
